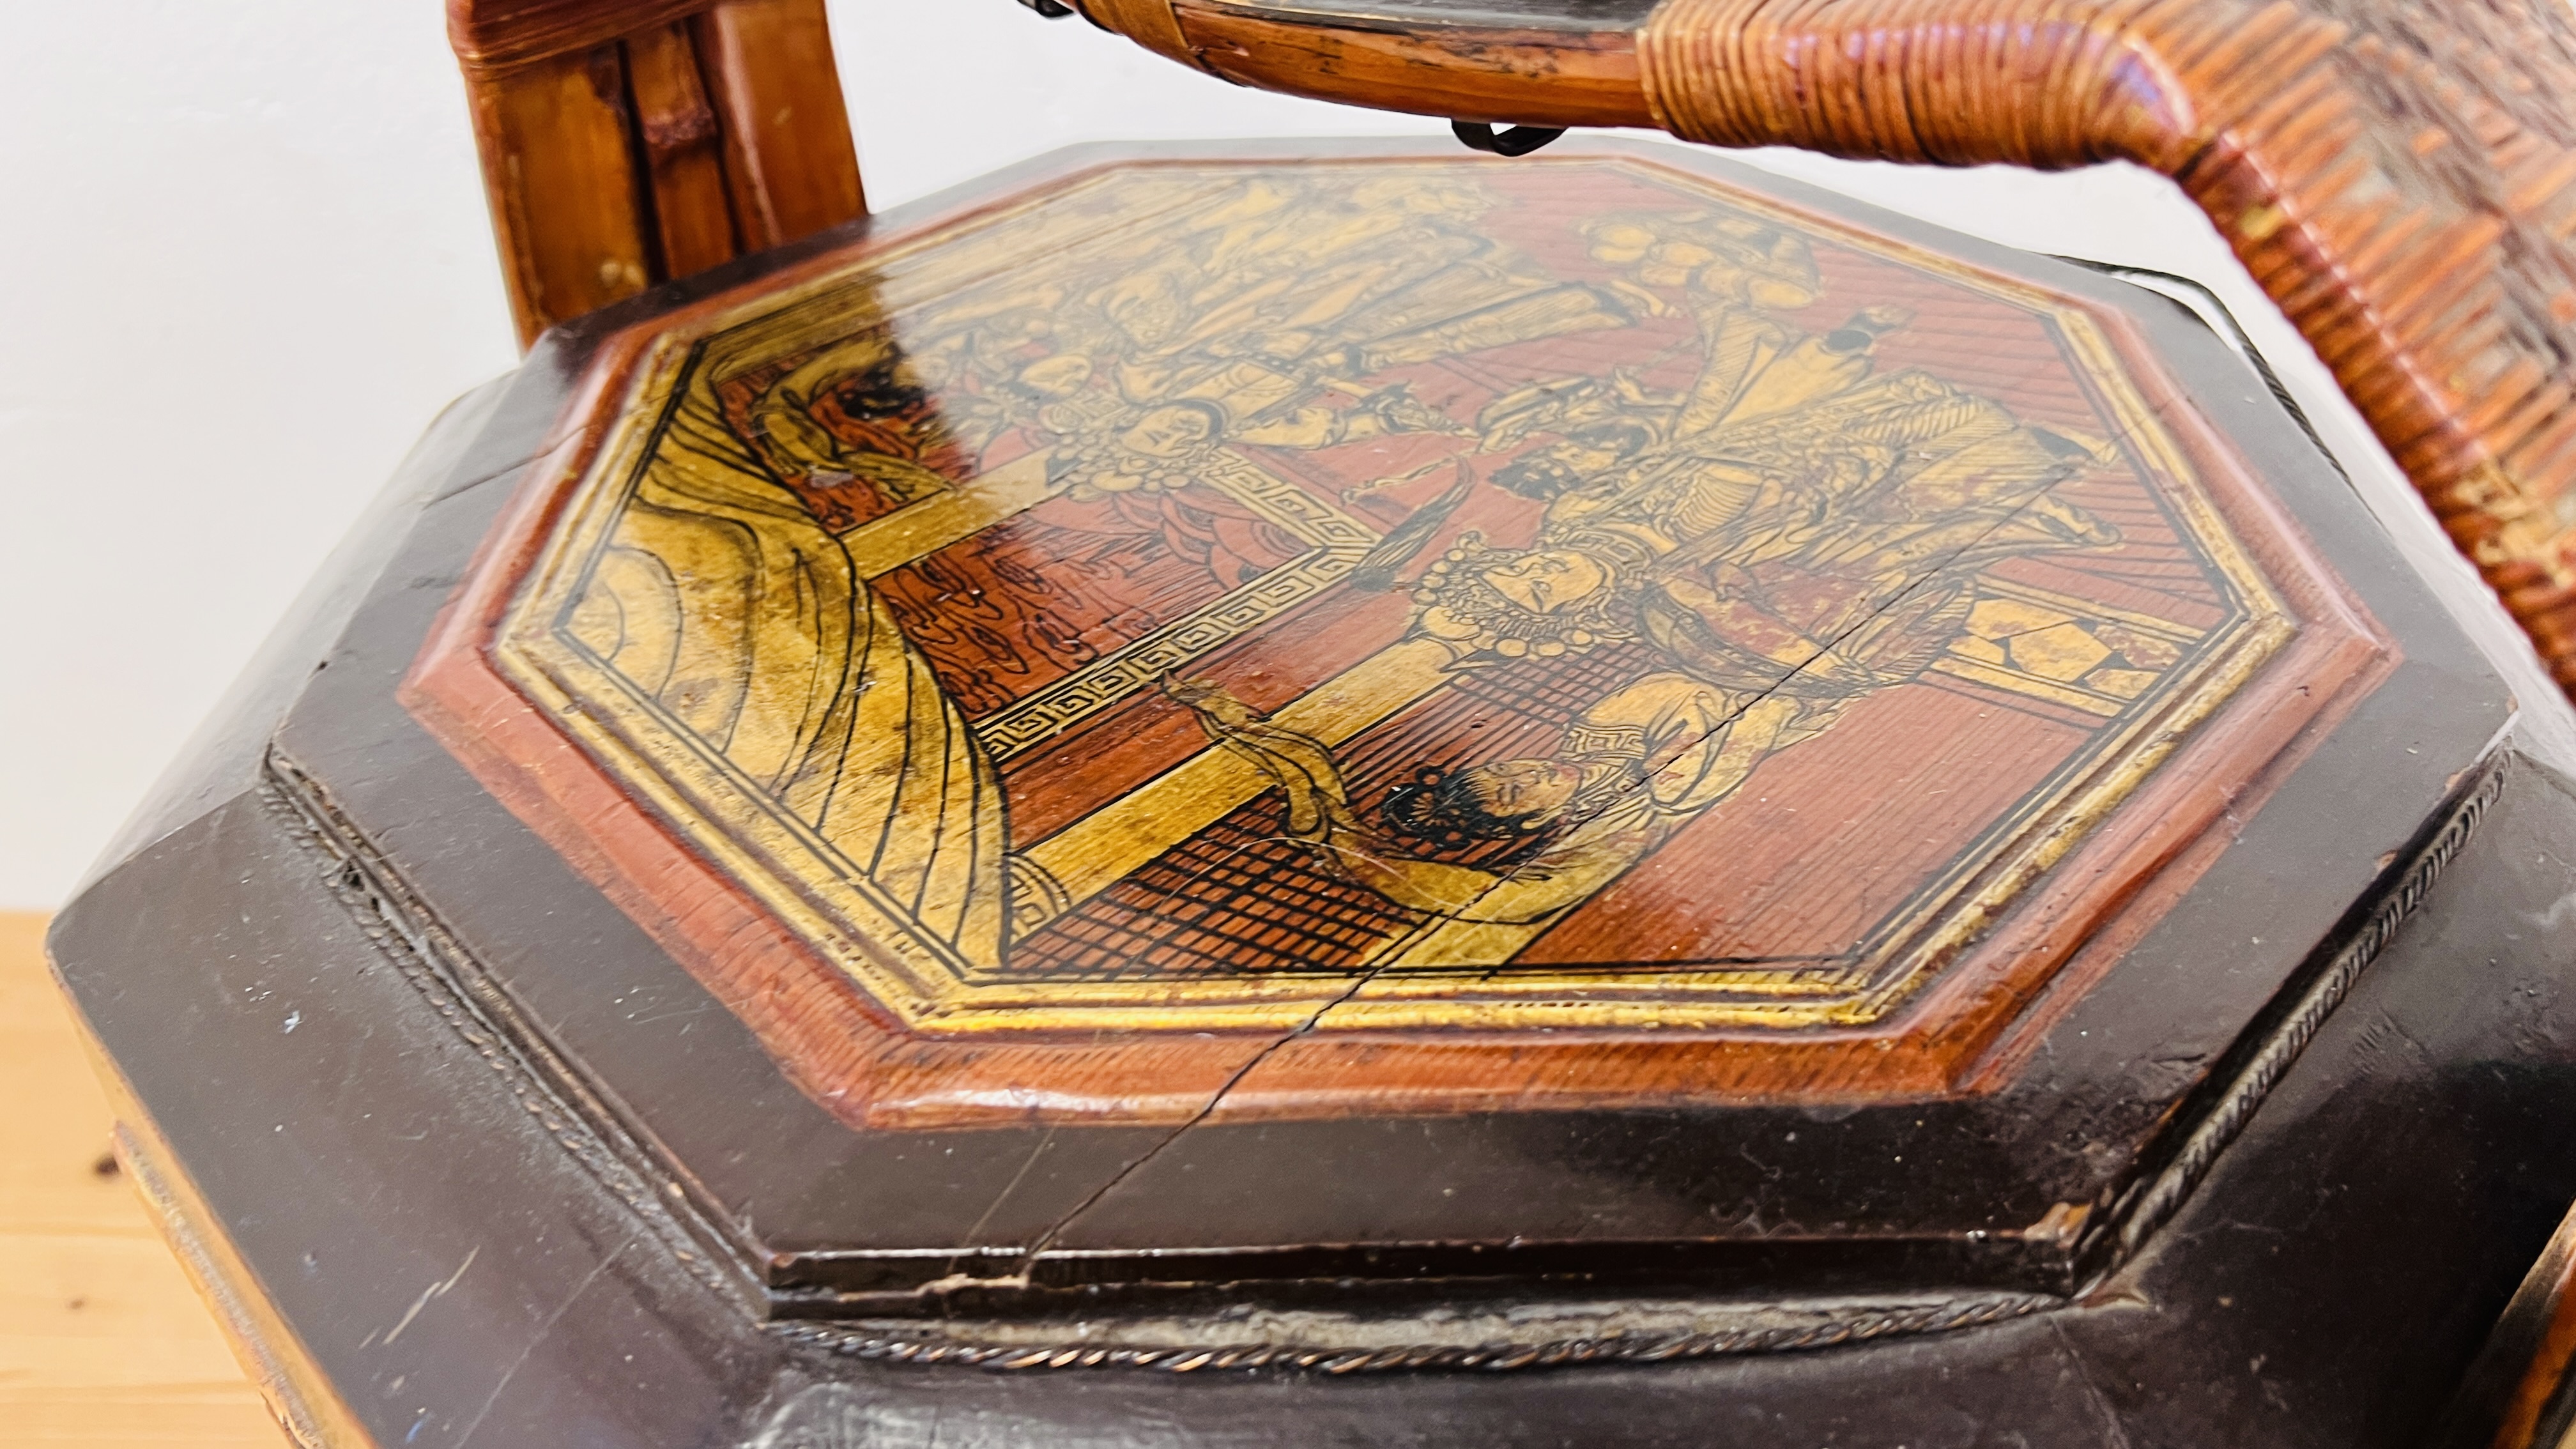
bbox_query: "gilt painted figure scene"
[411,155,2372,1124]
[47,0,2576,1429]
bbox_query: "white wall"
[0,0,2447,908]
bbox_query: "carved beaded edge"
[257,733,2508,1374]
[2099,749,2511,1265]
[770,1291,2061,1375]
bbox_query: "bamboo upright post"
[448,0,864,348]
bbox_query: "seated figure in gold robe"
[1170,341,2122,934]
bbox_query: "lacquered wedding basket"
[47,1,2576,1443]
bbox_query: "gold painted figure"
[526,160,2249,1023]
[1173,209,2122,952]
[565,171,1644,968]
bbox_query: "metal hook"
[1450,121,1567,157]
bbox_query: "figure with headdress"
[1167,345,2126,933]
[1340,205,1924,590]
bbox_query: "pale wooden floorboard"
[0,911,288,1447]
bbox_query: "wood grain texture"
[625,21,739,279]
[625,21,742,277]
[2491,1257,2576,1447]
[1172,3,1652,125]
[1066,0,2576,700]
[460,43,656,347]
[693,0,865,250]
[452,0,862,346]
[0,913,286,1448]
[449,0,716,70]
[1081,0,1211,66]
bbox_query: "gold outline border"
[487,157,2293,1037]
[973,450,1379,758]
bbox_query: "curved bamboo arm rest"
[449,0,864,346]
[1077,0,2576,698]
